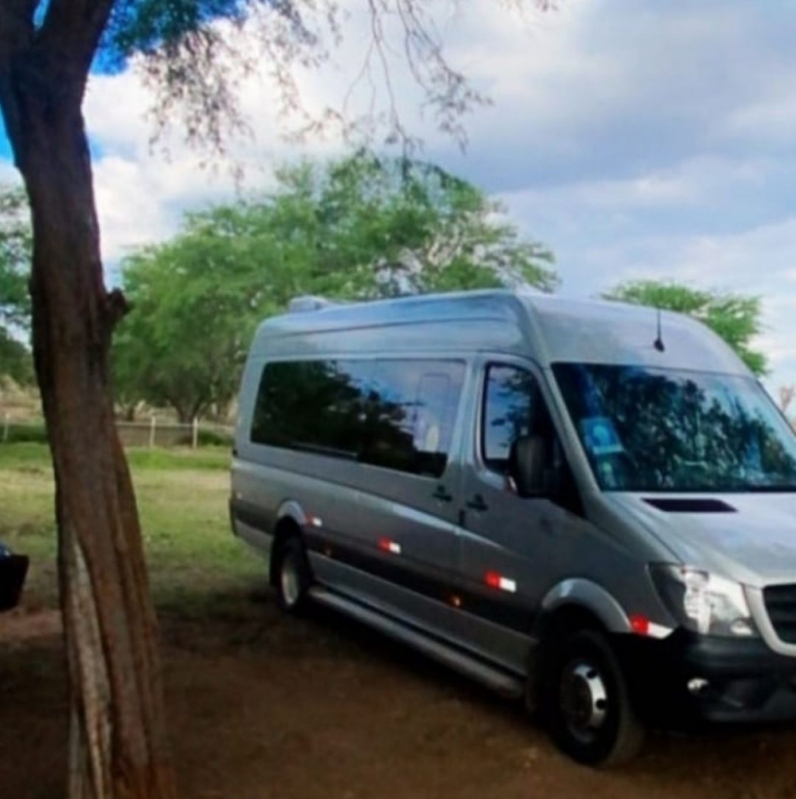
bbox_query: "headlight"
[650,565,757,637]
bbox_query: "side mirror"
[509,435,548,498]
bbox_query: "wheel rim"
[559,660,609,744]
[280,554,302,607]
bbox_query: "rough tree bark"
[0,3,176,798]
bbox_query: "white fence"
[1,415,234,448]
[116,419,234,448]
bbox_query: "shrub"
[4,423,48,444]
[173,429,233,447]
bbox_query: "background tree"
[605,280,767,376]
[0,329,34,386]
[114,228,273,424]
[115,153,555,423]
[0,185,33,384]
[271,153,557,297]
[0,2,552,797]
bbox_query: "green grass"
[0,443,263,615]
[0,442,231,471]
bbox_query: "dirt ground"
[3,593,796,799]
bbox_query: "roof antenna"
[653,307,666,352]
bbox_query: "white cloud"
[92,156,180,263]
[7,0,796,390]
[84,71,152,158]
[0,160,20,186]
[501,155,777,221]
[725,89,796,147]
[510,212,796,387]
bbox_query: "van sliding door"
[323,358,467,636]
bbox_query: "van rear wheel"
[544,629,645,767]
[275,537,311,613]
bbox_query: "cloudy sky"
[3,0,796,389]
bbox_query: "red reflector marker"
[484,572,517,593]
[630,614,650,636]
[485,571,502,589]
[378,538,401,555]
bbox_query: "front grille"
[764,584,796,644]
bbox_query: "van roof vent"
[643,498,737,513]
[287,295,340,313]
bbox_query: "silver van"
[230,289,796,766]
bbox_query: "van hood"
[603,493,796,588]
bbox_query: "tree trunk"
[173,401,204,425]
[122,402,140,423]
[173,406,193,425]
[7,57,176,799]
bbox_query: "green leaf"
[114,152,556,418]
[605,280,767,376]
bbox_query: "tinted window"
[554,362,796,492]
[250,360,372,458]
[251,358,464,478]
[482,365,538,472]
[363,361,465,477]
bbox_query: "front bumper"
[617,629,796,726]
[0,554,29,612]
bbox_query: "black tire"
[543,629,645,767]
[274,537,312,614]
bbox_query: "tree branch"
[0,0,37,162]
[37,0,116,77]
[0,0,37,52]
[105,287,131,329]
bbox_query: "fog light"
[730,618,755,637]
[688,678,710,695]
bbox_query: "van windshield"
[553,363,796,493]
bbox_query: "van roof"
[252,289,749,376]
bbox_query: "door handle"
[432,485,453,503]
[466,494,489,512]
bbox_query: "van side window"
[250,360,372,459]
[251,358,464,478]
[482,365,538,473]
[361,360,465,478]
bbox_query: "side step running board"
[308,586,524,699]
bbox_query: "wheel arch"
[536,578,632,639]
[269,501,307,586]
[526,580,629,713]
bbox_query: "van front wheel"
[275,537,312,613]
[545,629,645,767]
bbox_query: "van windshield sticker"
[580,417,624,456]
